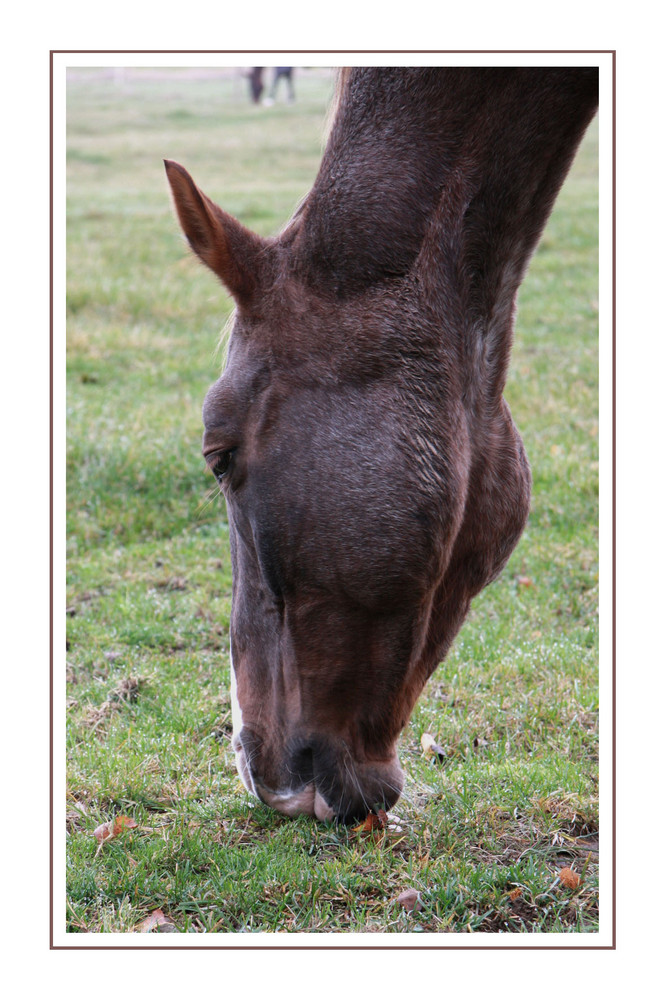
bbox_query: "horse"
[165,67,599,824]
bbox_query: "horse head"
[165,68,598,822]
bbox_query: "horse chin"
[313,749,405,825]
[234,738,404,824]
[251,775,401,825]
[314,790,336,822]
[254,781,318,818]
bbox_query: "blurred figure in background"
[265,67,296,105]
[248,67,264,104]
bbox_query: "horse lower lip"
[314,790,335,822]
[255,781,317,817]
[253,784,339,823]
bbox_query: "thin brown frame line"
[53,50,614,950]
[51,49,616,53]
[50,940,613,950]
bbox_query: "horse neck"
[290,68,598,384]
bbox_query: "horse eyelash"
[212,448,237,480]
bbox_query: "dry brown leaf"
[93,820,114,844]
[135,908,177,933]
[353,809,388,833]
[93,815,138,850]
[517,575,533,587]
[397,888,424,913]
[508,887,523,901]
[112,815,138,836]
[558,867,581,889]
[420,733,446,761]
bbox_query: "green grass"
[65,67,599,935]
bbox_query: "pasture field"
[65,68,600,935]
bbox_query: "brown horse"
[165,67,598,823]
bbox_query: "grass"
[65,67,599,936]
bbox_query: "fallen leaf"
[93,821,113,844]
[508,887,523,901]
[420,733,446,761]
[135,908,177,933]
[93,814,138,852]
[112,815,138,836]
[397,888,424,913]
[353,809,388,833]
[517,576,533,587]
[558,867,581,889]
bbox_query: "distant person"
[265,67,296,104]
[249,67,264,104]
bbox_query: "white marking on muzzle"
[228,646,335,821]
[229,645,257,796]
[258,783,317,817]
[314,790,335,822]
[256,784,335,821]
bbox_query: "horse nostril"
[289,745,315,785]
[315,752,404,825]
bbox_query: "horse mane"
[278,68,352,245]
[286,68,597,397]
[323,66,352,141]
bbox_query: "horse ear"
[164,159,267,306]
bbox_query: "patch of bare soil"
[479,879,599,933]
[538,795,598,839]
[480,896,544,932]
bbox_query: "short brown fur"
[166,67,598,823]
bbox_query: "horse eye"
[210,450,235,480]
